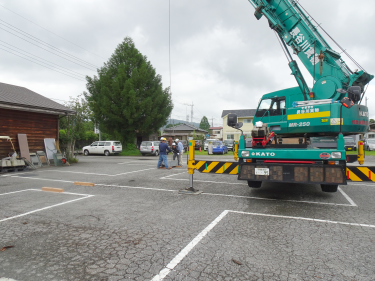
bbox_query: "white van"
[204,139,217,151]
[83,141,122,156]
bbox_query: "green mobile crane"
[228,0,373,192]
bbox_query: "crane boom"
[248,0,373,101]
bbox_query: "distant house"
[222,109,256,141]
[163,123,208,141]
[0,82,75,158]
[209,127,223,139]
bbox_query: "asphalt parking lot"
[0,154,374,281]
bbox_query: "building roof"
[209,127,223,130]
[221,109,256,118]
[0,82,75,115]
[164,123,208,133]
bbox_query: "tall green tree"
[84,37,173,145]
[199,116,210,132]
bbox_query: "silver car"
[224,140,234,151]
[140,141,160,156]
[366,139,375,151]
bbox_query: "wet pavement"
[0,154,374,280]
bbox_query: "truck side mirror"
[348,86,361,102]
[235,122,243,129]
[227,113,238,127]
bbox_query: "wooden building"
[0,82,75,158]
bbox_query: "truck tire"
[247,181,262,188]
[84,150,89,156]
[321,184,338,193]
[104,150,110,156]
[155,150,159,156]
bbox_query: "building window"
[243,119,252,123]
[215,130,221,134]
[227,134,234,139]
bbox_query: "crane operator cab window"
[255,97,286,117]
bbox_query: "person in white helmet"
[171,142,180,166]
[175,139,184,166]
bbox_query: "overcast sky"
[0,0,374,127]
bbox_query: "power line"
[0,40,86,79]
[0,47,85,81]
[0,4,105,59]
[168,0,172,94]
[0,20,98,69]
[0,26,97,71]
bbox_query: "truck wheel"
[104,150,110,156]
[84,150,89,156]
[248,181,262,188]
[321,184,338,193]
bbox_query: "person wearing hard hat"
[176,139,184,167]
[157,137,172,169]
[171,142,180,166]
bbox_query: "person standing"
[157,137,172,169]
[176,139,184,167]
[171,142,180,166]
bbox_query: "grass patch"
[346,150,375,156]
[68,157,79,163]
[119,149,141,156]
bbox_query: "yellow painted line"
[215,162,233,174]
[346,168,362,182]
[357,167,375,182]
[195,161,206,170]
[229,165,239,175]
[287,111,330,120]
[202,161,220,173]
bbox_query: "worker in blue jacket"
[157,137,172,169]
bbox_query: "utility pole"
[184,102,194,124]
[210,117,215,127]
[365,96,369,107]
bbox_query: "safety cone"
[199,147,201,152]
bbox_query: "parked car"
[195,140,203,150]
[344,137,356,151]
[224,140,234,151]
[211,141,228,154]
[83,141,122,156]
[204,139,217,151]
[140,141,161,156]
[365,139,375,151]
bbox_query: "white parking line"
[163,177,356,206]
[151,210,229,281]
[161,172,187,179]
[38,167,156,177]
[203,192,354,207]
[7,176,354,207]
[338,187,357,206]
[152,209,375,280]
[0,189,94,223]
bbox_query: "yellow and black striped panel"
[195,161,239,175]
[346,166,375,182]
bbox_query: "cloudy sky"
[0,0,374,127]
